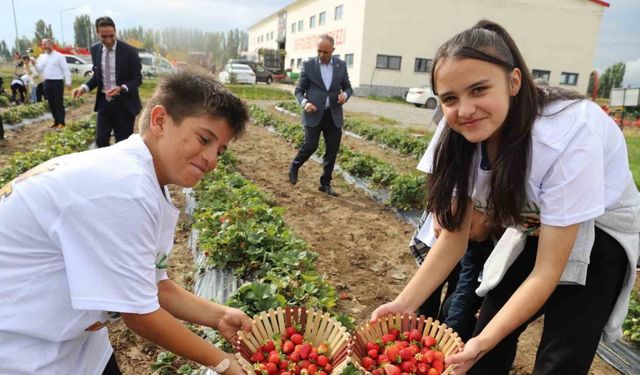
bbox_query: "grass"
[226,84,294,100]
[625,133,640,188]
[366,95,407,104]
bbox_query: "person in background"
[31,39,71,129]
[372,20,639,374]
[0,71,252,375]
[73,16,142,147]
[288,34,352,196]
[10,74,26,105]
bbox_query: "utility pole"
[11,0,19,52]
[59,7,76,46]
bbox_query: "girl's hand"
[445,337,489,375]
[370,299,412,322]
[217,307,253,343]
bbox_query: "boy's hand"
[217,307,252,343]
[224,353,247,375]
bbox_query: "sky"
[2,0,638,85]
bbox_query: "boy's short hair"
[139,70,249,137]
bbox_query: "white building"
[247,0,609,97]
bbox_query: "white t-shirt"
[0,135,179,375]
[416,99,631,240]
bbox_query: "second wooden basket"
[351,313,464,375]
[234,307,352,375]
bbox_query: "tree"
[11,36,33,55]
[34,19,54,45]
[610,62,626,89]
[0,40,11,62]
[74,15,93,48]
[586,71,599,99]
[597,62,626,98]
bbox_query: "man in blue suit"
[73,16,142,148]
[289,34,352,196]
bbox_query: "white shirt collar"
[318,57,333,66]
[102,40,118,53]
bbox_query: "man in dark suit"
[73,16,142,148]
[289,34,352,196]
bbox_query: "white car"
[64,54,93,77]
[405,85,439,109]
[218,64,256,85]
[138,53,177,77]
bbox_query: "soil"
[0,101,627,374]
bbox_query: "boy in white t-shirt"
[0,71,252,375]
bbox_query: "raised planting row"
[192,152,353,325]
[276,101,432,159]
[0,115,96,185]
[1,97,86,124]
[250,105,426,210]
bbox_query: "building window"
[310,15,316,28]
[560,72,578,85]
[297,58,302,68]
[414,58,432,73]
[319,11,326,25]
[345,53,354,68]
[376,54,402,70]
[270,31,274,40]
[335,5,343,20]
[290,58,294,68]
[291,22,296,33]
[532,69,550,82]
[298,20,304,32]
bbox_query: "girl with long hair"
[371,20,639,374]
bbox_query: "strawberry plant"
[623,290,640,345]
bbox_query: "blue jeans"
[441,239,492,341]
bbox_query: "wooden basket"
[351,313,464,375]
[234,307,352,375]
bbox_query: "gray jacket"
[294,56,352,128]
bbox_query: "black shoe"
[288,163,299,185]
[318,185,338,196]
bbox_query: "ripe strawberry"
[307,364,318,375]
[291,333,304,345]
[268,350,280,365]
[389,328,400,338]
[250,351,266,363]
[399,347,413,361]
[288,352,301,362]
[318,372,327,375]
[385,346,400,363]
[367,348,379,359]
[282,372,292,375]
[308,352,319,362]
[361,357,375,371]
[383,364,401,375]
[421,349,434,364]
[372,369,385,375]
[366,341,379,351]
[280,360,290,370]
[265,362,278,375]
[427,368,439,375]
[433,351,444,362]
[323,363,333,373]
[381,333,396,345]
[263,340,276,352]
[283,340,295,354]
[316,342,329,355]
[401,361,416,373]
[316,355,329,367]
[432,360,444,373]
[416,363,430,375]
[298,360,311,369]
[285,326,298,339]
[421,336,437,348]
[377,354,389,366]
[409,329,422,342]
[299,343,312,360]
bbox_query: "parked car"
[228,60,273,84]
[63,54,93,77]
[405,85,439,109]
[138,52,177,77]
[218,64,256,85]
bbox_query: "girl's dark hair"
[427,20,582,230]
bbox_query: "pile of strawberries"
[249,325,334,375]
[360,328,446,375]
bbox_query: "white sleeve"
[538,126,605,226]
[416,117,447,173]
[50,195,161,314]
